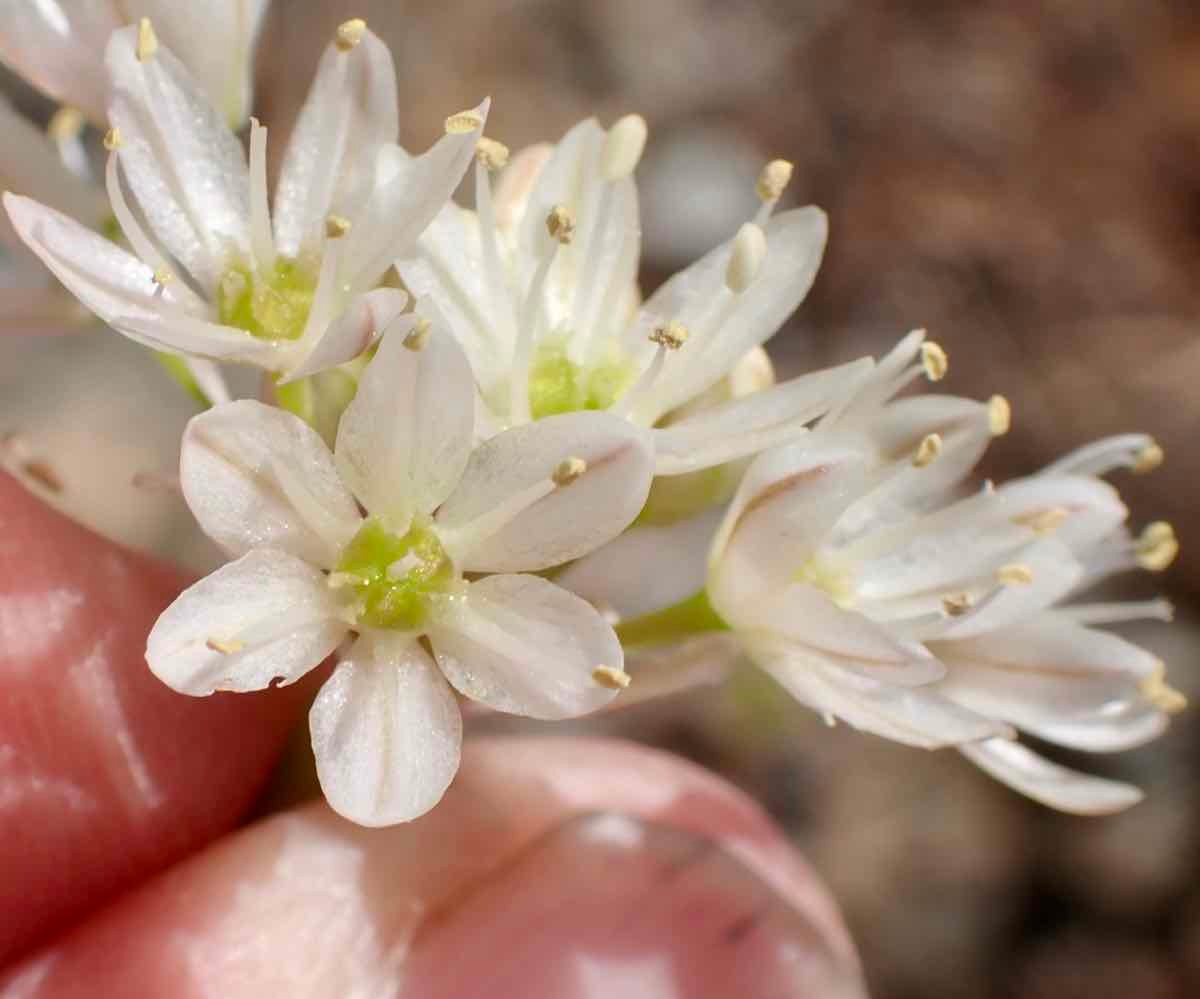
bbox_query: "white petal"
[493,142,553,229]
[147,549,347,696]
[435,411,655,573]
[995,473,1128,555]
[106,25,250,290]
[112,313,281,365]
[556,507,723,620]
[273,25,399,259]
[339,99,488,292]
[430,573,621,719]
[517,118,604,255]
[652,358,873,475]
[335,307,476,524]
[182,400,361,566]
[960,738,1143,815]
[310,633,462,826]
[283,288,408,383]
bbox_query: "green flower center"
[526,337,637,420]
[217,258,317,341]
[333,516,459,631]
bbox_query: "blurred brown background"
[5,1,1200,995]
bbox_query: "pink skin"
[0,472,865,997]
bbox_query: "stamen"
[592,665,632,690]
[609,331,672,418]
[546,204,576,244]
[996,562,1034,586]
[103,128,122,151]
[912,433,942,468]
[105,144,176,282]
[1133,440,1164,474]
[249,118,276,269]
[920,340,948,381]
[942,592,973,617]
[403,317,431,351]
[437,477,558,564]
[153,267,173,287]
[46,106,83,142]
[445,108,484,135]
[136,18,158,62]
[756,159,794,203]
[552,456,587,486]
[1015,506,1069,535]
[476,136,510,171]
[206,637,245,655]
[725,223,767,293]
[473,142,517,348]
[510,213,568,423]
[335,18,367,52]
[325,214,352,239]
[648,320,689,350]
[1136,521,1178,572]
[1139,662,1187,714]
[601,114,648,181]
[988,395,1011,436]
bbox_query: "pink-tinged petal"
[310,633,462,826]
[430,573,621,719]
[147,548,347,696]
[181,400,361,566]
[493,141,553,228]
[436,411,655,573]
[960,738,1144,815]
[334,308,476,524]
[283,288,408,383]
[273,24,399,259]
[106,25,250,290]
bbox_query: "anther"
[153,267,173,286]
[46,106,84,142]
[552,456,587,486]
[103,128,122,151]
[476,136,510,171]
[942,592,973,617]
[725,222,767,293]
[987,394,1011,436]
[325,214,352,239]
[403,318,432,351]
[1139,662,1187,714]
[206,637,244,655]
[1133,440,1164,475]
[649,320,689,350]
[335,18,367,52]
[592,665,632,690]
[756,159,794,202]
[920,340,948,381]
[445,108,484,135]
[546,204,576,244]
[1017,506,1069,535]
[601,114,648,181]
[1136,521,1178,572]
[136,18,159,61]
[997,562,1034,586]
[912,433,942,468]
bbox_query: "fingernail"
[404,811,867,999]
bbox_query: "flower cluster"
[1,8,1185,825]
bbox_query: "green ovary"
[334,517,458,631]
[217,258,317,341]
[527,337,636,420]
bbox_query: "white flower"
[0,0,269,126]
[4,19,486,382]
[146,316,656,825]
[707,335,1182,812]
[396,116,871,477]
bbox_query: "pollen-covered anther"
[546,204,576,244]
[726,222,767,293]
[205,637,244,655]
[136,17,159,61]
[153,267,173,286]
[756,159,794,202]
[592,665,632,690]
[335,18,367,52]
[325,214,351,239]
[1139,662,1187,714]
[476,136,510,171]
[1017,506,1069,535]
[1136,521,1178,572]
[920,340,949,381]
[103,128,122,151]
[46,106,84,142]
[997,562,1034,586]
[1133,440,1164,475]
[601,114,648,181]
[403,318,432,351]
[988,394,1011,436]
[445,108,484,135]
[649,320,689,350]
[912,433,943,468]
[942,592,973,617]
[552,456,588,486]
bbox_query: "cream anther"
[553,456,588,486]
[206,637,244,655]
[988,395,1011,436]
[445,109,484,135]
[1139,662,1187,714]
[325,214,352,239]
[592,665,632,689]
[997,563,1034,586]
[649,320,689,350]
[601,114,648,181]
[103,128,122,151]
[920,340,948,381]
[1133,440,1164,475]
[476,136,510,171]
[546,204,576,244]
[913,433,942,468]
[403,318,432,351]
[756,159,794,202]
[136,18,159,62]
[46,107,83,142]
[335,18,367,52]
[1136,521,1178,572]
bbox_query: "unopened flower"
[5,20,486,383]
[397,116,870,479]
[146,316,655,825]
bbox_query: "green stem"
[614,588,730,649]
[154,352,211,407]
